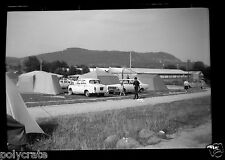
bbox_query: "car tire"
[105,92,109,96]
[139,88,144,92]
[84,90,90,97]
[68,88,73,95]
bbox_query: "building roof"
[188,71,203,75]
[131,68,189,75]
[89,67,190,75]
[108,67,137,74]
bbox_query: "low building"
[89,67,195,85]
[188,71,204,82]
[131,68,190,85]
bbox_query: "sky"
[6,8,210,65]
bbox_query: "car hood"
[107,84,121,87]
[93,84,106,87]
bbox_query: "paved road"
[28,89,211,120]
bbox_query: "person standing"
[120,82,126,96]
[200,79,205,89]
[184,80,190,93]
[133,77,140,99]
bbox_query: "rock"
[104,135,119,148]
[157,130,167,139]
[116,137,141,149]
[138,129,155,139]
[147,135,162,145]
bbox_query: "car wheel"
[84,90,90,97]
[139,88,144,92]
[105,91,109,96]
[68,88,73,95]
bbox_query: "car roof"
[120,79,134,80]
[78,78,100,81]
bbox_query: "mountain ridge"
[6,47,184,68]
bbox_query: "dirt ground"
[138,121,212,149]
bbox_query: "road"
[28,88,211,120]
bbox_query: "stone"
[104,135,119,148]
[116,137,141,149]
[157,130,167,139]
[138,129,155,139]
[147,135,162,145]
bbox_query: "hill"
[6,57,21,66]
[6,47,185,68]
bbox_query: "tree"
[164,64,177,69]
[23,56,40,72]
[193,61,205,71]
[49,61,67,73]
[77,64,90,74]
[68,66,79,75]
[202,66,210,81]
[179,66,187,71]
[54,68,68,77]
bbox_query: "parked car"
[107,84,122,94]
[119,79,149,93]
[59,78,72,89]
[68,78,107,97]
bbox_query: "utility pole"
[129,52,132,69]
[40,58,42,71]
[122,67,124,79]
[187,59,190,81]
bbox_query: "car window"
[81,80,86,84]
[123,80,129,84]
[89,80,100,84]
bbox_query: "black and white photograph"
[5,7,212,151]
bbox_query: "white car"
[68,78,107,97]
[107,84,122,94]
[59,78,72,89]
[119,79,149,93]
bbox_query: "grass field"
[28,96,211,150]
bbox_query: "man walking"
[133,77,140,99]
[184,80,190,93]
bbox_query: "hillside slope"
[6,47,184,68]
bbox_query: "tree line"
[14,56,90,77]
[6,56,210,81]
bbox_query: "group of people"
[120,77,205,97]
[120,77,140,99]
[183,79,205,93]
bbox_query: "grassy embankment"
[29,96,211,150]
